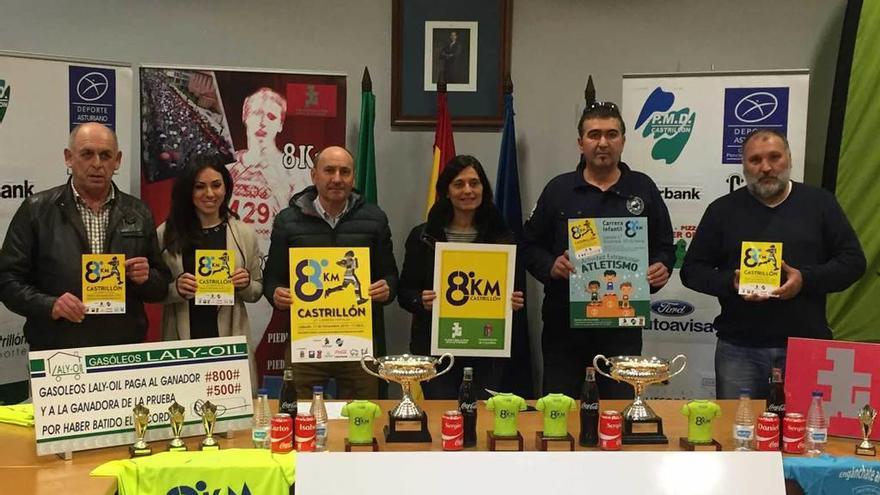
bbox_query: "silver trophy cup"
[361,353,453,442]
[593,354,687,444]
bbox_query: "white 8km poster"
[622,70,809,398]
[0,51,133,389]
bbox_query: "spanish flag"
[425,89,456,216]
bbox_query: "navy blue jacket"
[522,161,675,309]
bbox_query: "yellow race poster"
[739,241,783,296]
[195,249,235,306]
[81,254,126,314]
[289,247,372,363]
[431,242,516,357]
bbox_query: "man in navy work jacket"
[522,102,675,399]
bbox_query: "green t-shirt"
[535,393,577,437]
[341,400,382,444]
[91,448,294,495]
[680,400,722,444]
[485,393,527,437]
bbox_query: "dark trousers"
[715,338,787,399]
[422,356,501,400]
[293,361,378,399]
[541,304,641,399]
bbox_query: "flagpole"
[362,66,372,93]
[426,69,455,216]
[355,66,377,204]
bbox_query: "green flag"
[825,0,880,342]
[355,87,377,204]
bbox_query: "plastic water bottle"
[733,388,755,451]
[310,385,328,451]
[251,388,271,448]
[805,390,828,456]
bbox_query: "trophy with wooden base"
[534,393,576,451]
[593,354,686,445]
[342,400,381,452]
[361,353,453,442]
[679,399,723,451]
[535,432,575,451]
[198,401,220,451]
[856,404,877,456]
[129,404,152,457]
[486,392,527,451]
[167,401,188,452]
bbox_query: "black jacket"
[522,161,675,309]
[0,181,170,350]
[262,187,399,355]
[398,220,523,355]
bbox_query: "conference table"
[0,399,868,494]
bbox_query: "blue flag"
[495,93,522,237]
[494,91,533,398]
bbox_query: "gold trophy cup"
[129,404,152,457]
[594,354,687,444]
[198,401,220,451]
[856,404,877,456]
[167,401,188,452]
[361,353,453,442]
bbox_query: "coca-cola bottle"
[579,366,600,447]
[767,367,785,417]
[278,364,298,417]
[458,367,477,447]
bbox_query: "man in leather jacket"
[0,123,170,351]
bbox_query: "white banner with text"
[622,70,809,398]
[29,336,252,456]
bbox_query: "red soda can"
[271,413,293,453]
[441,410,464,451]
[783,413,806,454]
[599,410,622,450]
[295,412,316,452]
[756,412,780,451]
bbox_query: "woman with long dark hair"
[157,155,263,352]
[399,155,524,399]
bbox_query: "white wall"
[0,0,847,380]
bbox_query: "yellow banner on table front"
[289,247,373,363]
[195,249,235,306]
[82,254,126,314]
[431,242,516,357]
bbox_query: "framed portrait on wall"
[392,0,512,128]
[424,21,478,92]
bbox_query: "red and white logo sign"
[785,337,879,440]
[286,83,337,118]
